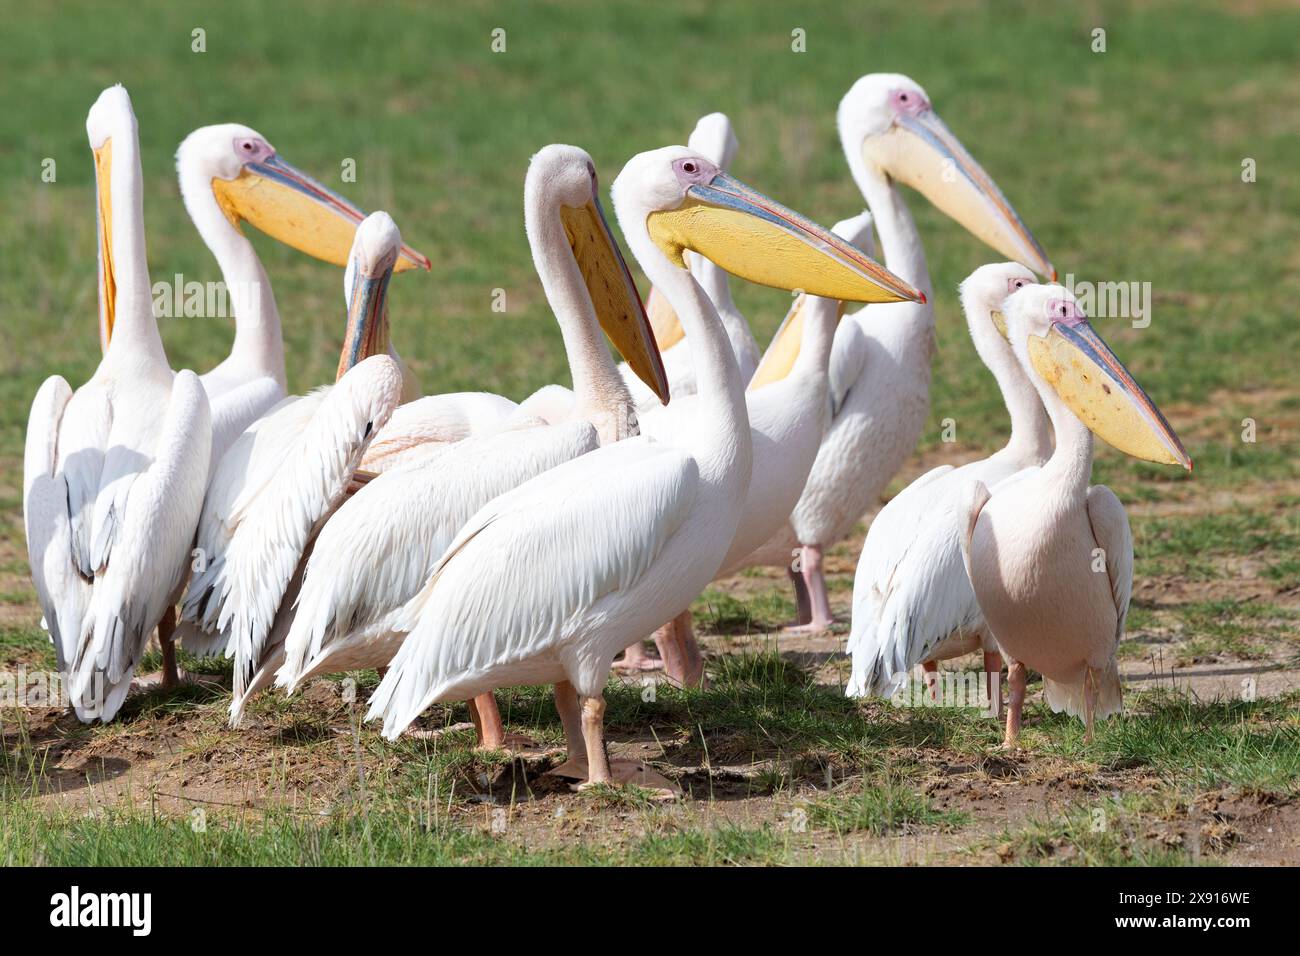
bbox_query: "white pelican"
[747,73,1055,632]
[365,145,919,792]
[618,112,760,407]
[176,124,429,463]
[962,283,1191,745]
[273,145,671,748]
[845,262,1049,699]
[24,86,212,721]
[618,209,888,678]
[181,213,408,720]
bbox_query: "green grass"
[0,800,790,866]
[984,796,1202,867]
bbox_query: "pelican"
[273,145,670,749]
[962,283,1191,745]
[176,124,429,463]
[365,145,919,793]
[618,209,889,679]
[24,85,211,721]
[618,112,759,408]
[181,213,409,719]
[845,262,1049,699]
[746,73,1055,632]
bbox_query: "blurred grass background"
[0,0,1297,576]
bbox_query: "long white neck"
[790,296,840,381]
[1025,355,1093,498]
[844,153,933,325]
[967,312,1052,466]
[179,167,286,389]
[100,113,168,372]
[524,193,634,444]
[633,238,750,488]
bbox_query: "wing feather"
[278,420,598,690]
[366,439,698,738]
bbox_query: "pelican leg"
[657,610,704,688]
[1002,660,1026,749]
[159,607,181,689]
[983,650,1003,716]
[921,659,939,700]
[785,545,834,633]
[787,563,812,625]
[547,681,589,780]
[467,693,503,749]
[577,695,612,789]
[1083,667,1098,745]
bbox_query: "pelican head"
[527,144,670,404]
[338,212,401,380]
[177,124,430,272]
[959,260,1035,341]
[1002,283,1191,469]
[613,145,923,305]
[839,73,1054,280]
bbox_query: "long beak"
[648,173,923,304]
[1027,314,1191,469]
[212,155,431,272]
[337,250,395,381]
[560,195,669,404]
[93,139,116,351]
[871,111,1055,280]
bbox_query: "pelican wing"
[23,375,84,674]
[76,371,212,720]
[847,465,1000,697]
[278,420,599,690]
[361,391,520,472]
[1085,484,1134,647]
[181,389,325,645]
[208,356,402,695]
[366,438,698,738]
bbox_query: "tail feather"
[1043,661,1122,722]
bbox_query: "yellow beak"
[93,139,116,351]
[211,156,431,272]
[560,196,670,404]
[648,173,922,304]
[1027,309,1191,469]
[866,111,1055,280]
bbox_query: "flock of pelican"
[24,74,1191,792]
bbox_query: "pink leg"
[983,649,1003,716]
[921,659,939,700]
[785,545,834,634]
[656,611,704,688]
[1083,667,1098,744]
[159,608,181,689]
[467,693,505,750]
[547,681,589,780]
[788,562,812,626]
[577,695,612,789]
[1003,660,1026,749]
